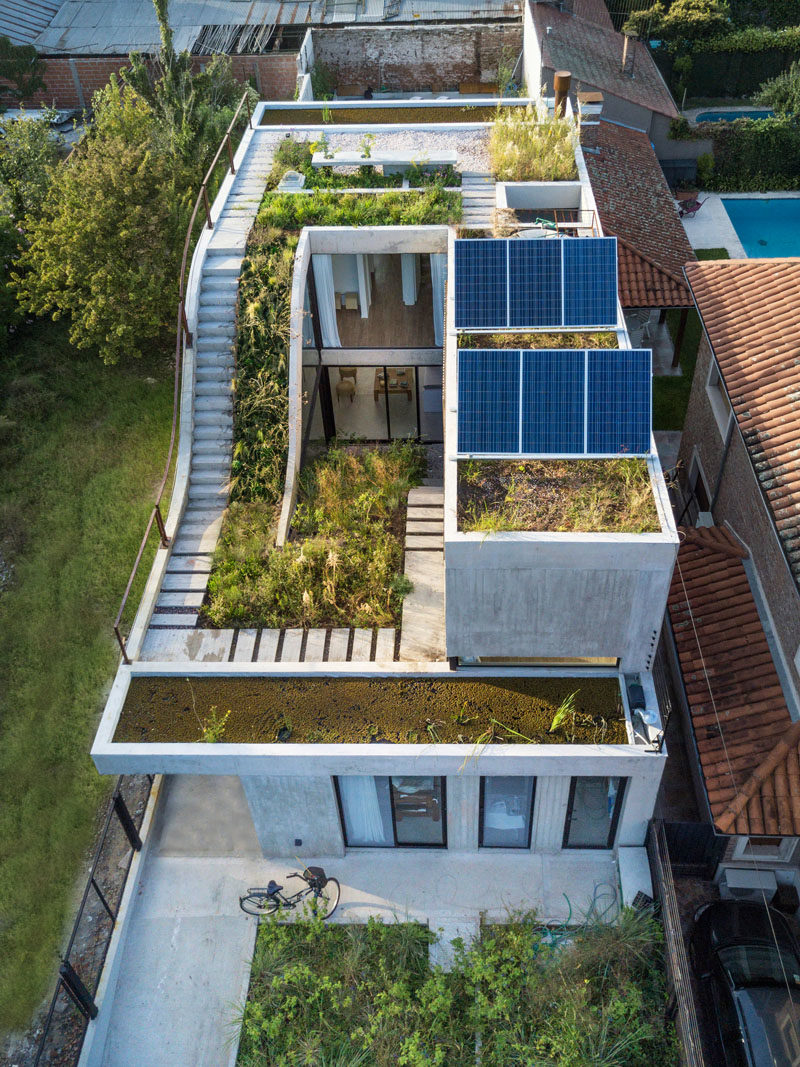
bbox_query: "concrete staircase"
[399,483,447,661]
[460,171,496,229]
[140,131,276,660]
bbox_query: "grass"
[115,675,626,745]
[458,459,660,533]
[236,912,678,1066]
[267,136,461,190]
[489,103,578,182]
[652,248,729,431]
[206,441,424,629]
[458,331,618,350]
[0,319,173,1030]
[258,187,462,230]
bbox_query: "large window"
[335,776,446,848]
[563,776,627,850]
[480,777,536,848]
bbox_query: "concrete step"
[149,611,199,627]
[233,629,258,662]
[157,589,206,609]
[192,431,232,448]
[187,490,228,508]
[196,366,232,383]
[198,323,236,339]
[406,505,443,520]
[162,571,210,592]
[196,340,235,354]
[171,529,222,554]
[406,520,444,535]
[203,255,242,275]
[166,553,212,574]
[405,535,444,551]
[191,468,230,485]
[195,380,234,396]
[197,307,236,323]
[351,628,373,661]
[374,628,396,662]
[408,486,444,506]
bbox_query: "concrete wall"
[522,0,543,97]
[311,23,522,93]
[12,52,298,109]
[242,774,345,857]
[678,335,800,695]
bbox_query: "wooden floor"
[336,254,437,348]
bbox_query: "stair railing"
[113,90,252,664]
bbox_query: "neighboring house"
[581,118,695,358]
[667,526,800,899]
[678,259,800,705]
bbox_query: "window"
[732,836,797,863]
[686,459,711,527]
[563,776,627,849]
[480,777,536,848]
[706,360,733,438]
[335,776,446,848]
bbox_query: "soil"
[115,676,626,746]
[458,459,661,534]
[458,332,619,350]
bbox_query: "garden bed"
[268,136,461,190]
[235,913,678,1066]
[114,674,626,745]
[458,459,660,533]
[260,105,500,126]
[458,331,618,350]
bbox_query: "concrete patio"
[83,774,628,1067]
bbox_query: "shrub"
[489,103,578,182]
[696,151,714,186]
[755,58,800,113]
[257,186,462,230]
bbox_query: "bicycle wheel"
[312,877,340,920]
[239,891,280,917]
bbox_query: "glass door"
[336,776,446,847]
[563,776,627,849]
[480,777,536,848]
[391,777,446,846]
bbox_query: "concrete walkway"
[680,193,746,257]
[400,484,447,661]
[461,171,496,228]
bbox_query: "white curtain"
[430,253,447,347]
[302,285,314,347]
[356,254,372,319]
[312,254,341,348]
[401,253,419,306]
[338,776,390,846]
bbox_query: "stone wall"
[8,52,298,109]
[311,23,522,93]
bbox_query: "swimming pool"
[695,109,773,122]
[722,198,800,257]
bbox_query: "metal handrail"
[113,90,252,664]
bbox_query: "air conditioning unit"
[718,867,778,903]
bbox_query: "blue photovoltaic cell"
[457,349,520,453]
[508,241,562,328]
[521,350,584,454]
[454,240,507,328]
[563,238,618,327]
[587,349,651,455]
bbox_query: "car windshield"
[719,944,800,989]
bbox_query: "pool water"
[722,198,800,257]
[695,109,773,122]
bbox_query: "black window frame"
[333,775,448,849]
[562,776,628,851]
[478,776,536,849]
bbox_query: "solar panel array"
[454,237,619,330]
[457,349,652,457]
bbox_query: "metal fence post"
[59,961,98,1020]
[114,792,143,852]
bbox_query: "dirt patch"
[115,676,626,745]
[458,459,660,534]
[260,106,500,126]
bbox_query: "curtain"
[302,284,314,347]
[401,253,419,306]
[338,776,391,846]
[356,254,372,319]
[430,253,447,347]
[312,254,341,348]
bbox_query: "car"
[690,899,800,1066]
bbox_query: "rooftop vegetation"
[257,186,461,229]
[458,459,660,534]
[205,441,424,630]
[115,675,626,745]
[458,331,618,350]
[267,135,461,190]
[489,104,578,183]
[236,912,677,1066]
[260,104,499,125]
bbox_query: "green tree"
[625,0,730,43]
[0,110,60,221]
[12,80,184,364]
[755,60,800,114]
[0,36,47,107]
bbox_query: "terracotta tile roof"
[582,121,695,307]
[531,2,679,119]
[684,259,800,592]
[668,526,794,836]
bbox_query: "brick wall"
[312,23,523,92]
[9,52,299,109]
[678,334,800,692]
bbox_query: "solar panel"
[508,241,562,329]
[563,239,618,328]
[453,237,619,331]
[456,347,652,457]
[521,350,584,454]
[454,240,507,329]
[457,349,520,453]
[587,349,651,455]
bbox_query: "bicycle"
[239,866,340,920]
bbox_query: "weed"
[489,101,578,182]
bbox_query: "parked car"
[690,900,800,1066]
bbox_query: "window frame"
[478,776,537,849]
[705,358,734,439]
[562,776,628,851]
[334,775,447,849]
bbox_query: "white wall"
[522,0,543,97]
[242,774,345,857]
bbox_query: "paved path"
[460,170,495,228]
[400,483,447,661]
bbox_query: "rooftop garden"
[236,912,677,1066]
[114,675,626,745]
[267,135,461,190]
[260,104,500,125]
[489,104,578,183]
[205,441,424,629]
[458,460,660,534]
[459,331,618,350]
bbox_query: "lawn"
[0,319,173,1030]
[652,247,729,431]
[236,912,678,1066]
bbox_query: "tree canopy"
[755,60,800,114]
[624,0,731,43]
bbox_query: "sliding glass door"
[563,776,627,849]
[479,777,536,848]
[336,776,446,848]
